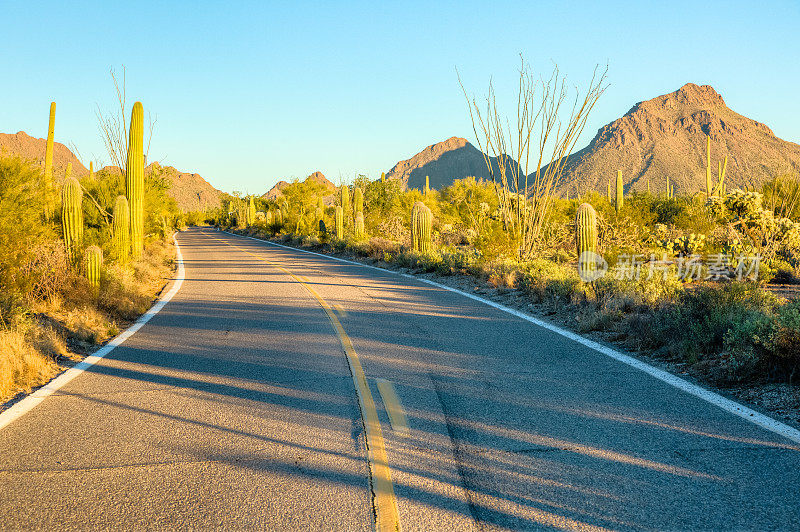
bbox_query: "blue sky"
[2,1,798,193]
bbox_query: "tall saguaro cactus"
[424,176,430,195]
[575,203,598,282]
[334,205,344,239]
[113,195,130,264]
[84,246,103,288]
[353,186,363,215]
[44,102,56,219]
[354,211,365,239]
[88,161,95,181]
[411,201,432,253]
[246,196,256,226]
[615,170,624,212]
[126,102,145,259]
[705,135,713,195]
[61,172,83,264]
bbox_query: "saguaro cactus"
[615,170,624,212]
[84,246,103,288]
[354,211,365,239]
[247,196,256,226]
[88,161,95,181]
[380,172,385,182]
[334,205,344,239]
[340,186,350,211]
[575,203,598,282]
[112,195,130,264]
[411,201,432,253]
[705,135,713,195]
[424,176,430,195]
[126,102,144,259]
[606,181,611,202]
[44,102,56,219]
[353,186,363,214]
[61,172,83,264]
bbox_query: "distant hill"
[263,171,336,201]
[385,136,520,190]
[553,83,800,196]
[0,131,88,178]
[148,162,223,211]
[0,129,223,212]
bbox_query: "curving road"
[1,227,799,530]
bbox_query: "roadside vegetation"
[0,97,178,404]
[213,167,800,389]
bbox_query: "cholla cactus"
[84,246,102,288]
[61,171,83,264]
[354,211,365,239]
[411,201,432,253]
[335,205,344,239]
[112,195,130,264]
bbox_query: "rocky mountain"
[554,83,800,196]
[0,130,223,211]
[147,162,223,211]
[0,131,88,178]
[385,136,520,190]
[263,171,336,200]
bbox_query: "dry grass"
[0,237,175,405]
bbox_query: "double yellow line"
[210,234,401,531]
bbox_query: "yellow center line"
[376,380,409,436]
[209,233,401,532]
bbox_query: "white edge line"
[221,229,800,446]
[0,235,186,432]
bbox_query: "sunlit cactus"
[280,202,288,221]
[44,102,56,219]
[61,171,83,264]
[355,211,365,239]
[575,203,598,282]
[314,205,324,225]
[340,185,350,211]
[112,195,130,264]
[88,161,95,181]
[606,181,611,202]
[706,135,713,195]
[275,208,283,225]
[266,210,274,225]
[353,186,363,214]
[411,201,432,253]
[424,175,430,195]
[381,172,385,182]
[335,205,344,239]
[126,101,144,259]
[84,246,102,289]
[246,196,256,226]
[615,170,624,212]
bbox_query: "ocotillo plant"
[44,102,56,219]
[411,201,432,253]
[353,186,363,214]
[247,196,256,226]
[615,170,624,212]
[126,102,145,259]
[61,173,83,264]
[575,203,598,282]
[112,195,130,264]
[354,211,365,239]
[84,246,103,289]
[334,205,344,239]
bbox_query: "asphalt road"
[2,226,799,530]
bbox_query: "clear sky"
[2,1,798,194]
